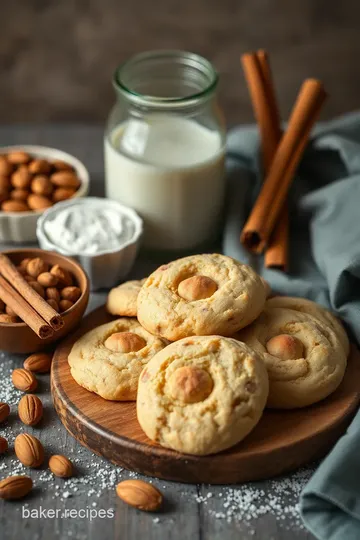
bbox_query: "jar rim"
[113,50,218,106]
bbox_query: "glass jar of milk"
[104,50,226,250]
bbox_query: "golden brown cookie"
[236,306,347,409]
[68,318,167,401]
[266,296,349,356]
[106,279,146,317]
[137,254,267,341]
[137,335,269,455]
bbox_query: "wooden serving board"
[51,306,360,484]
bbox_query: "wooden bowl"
[0,248,89,354]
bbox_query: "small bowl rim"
[0,247,90,329]
[0,144,89,217]
[37,196,143,257]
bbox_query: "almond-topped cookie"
[106,279,146,318]
[137,335,269,455]
[137,254,267,341]
[68,318,167,400]
[236,306,347,409]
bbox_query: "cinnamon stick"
[0,253,64,331]
[255,50,289,270]
[264,206,289,270]
[241,52,281,172]
[0,275,53,339]
[241,79,327,253]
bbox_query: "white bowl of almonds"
[0,145,89,243]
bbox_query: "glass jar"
[104,50,226,251]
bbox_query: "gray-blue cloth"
[222,111,360,540]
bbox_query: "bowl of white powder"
[36,197,143,290]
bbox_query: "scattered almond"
[53,160,73,171]
[18,394,43,426]
[49,455,73,478]
[47,299,59,311]
[27,194,53,210]
[0,156,13,176]
[61,286,81,303]
[0,402,10,423]
[0,175,10,191]
[24,352,52,373]
[14,433,44,468]
[0,436,8,454]
[116,479,163,511]
[28,281,45,298]
[1,200,29,212]
[37,271,58,288]
[0,475,33,500]
[12,369,38,392]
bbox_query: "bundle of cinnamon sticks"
[240,50,327,270]
[0,253,64,339]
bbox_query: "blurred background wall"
[1,0,360,124]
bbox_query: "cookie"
[106,279,146,317]
[236,306,347,409]
[266,296,349,356]
[137,254,267,341]
[68,318,167,401]
[137,335,269,455]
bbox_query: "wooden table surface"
[0,125,316,540]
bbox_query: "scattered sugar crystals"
[0,351,314,535]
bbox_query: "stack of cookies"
[68,253,349,456]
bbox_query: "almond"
[5,305,17,317]
[27,258,48,278]
[0,313,19,323]
[28,281,45,298]
[53,187,76,202]
[18,394,43,426]
[1,200,29,212]
[61,286,81,303]
[0,175,10,191]
[10,189,29,202]
[7,151,31,164]
[31,175,53,196]
[50,265,73,287]
[27,194,53,210]
[24,353,52,373]
[47,299,59,311]
[59,299,73,312]
[28,159,51,174]
[0,156,13,176]
[20,257,33,270]
[37,272,58,288]
[0,402,10,423]
[0,475,33,500]
[116,480,163,511]
[14,433,44,467]
[11,165,32,189]
[52,160,73,171]
[46,287,60,302]
[12,369,38,392]
[50,171,80,189]
[0,436,8,454]
[49,455,73,478]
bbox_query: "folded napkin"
[222,111,360,540]
[223,111,360,344]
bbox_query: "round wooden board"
[51,305,360,484]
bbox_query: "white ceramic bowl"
[37,197,143,291]
[0,145,89,243]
